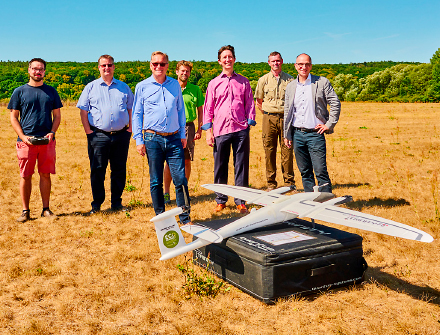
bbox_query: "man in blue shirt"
[77,54,134,214]
[9,58,62,222]
[132,51,190,224]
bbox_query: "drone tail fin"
[151,208,219,260]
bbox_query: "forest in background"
[1,48,439,102]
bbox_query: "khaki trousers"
[262,113,295,188]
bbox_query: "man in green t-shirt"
[164,61,204,204]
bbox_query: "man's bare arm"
[47,108,61,141]
[206,128,214,147]
[256,98,264,113]
[194,106,203,140]
[10,109,32,145]
[127,108,132,133]
[79,109,93,134]
[136,144,146,156]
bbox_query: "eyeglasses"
[296,63,312,67]
[31,67,45,72]
[152,62,168,67]
[99,64,114,68]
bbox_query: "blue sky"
[1,0,439,64]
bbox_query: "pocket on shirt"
[264,87,275,100]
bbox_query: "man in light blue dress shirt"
[77,54,134,214]
[132,51,190,224]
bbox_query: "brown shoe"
[41,209,57,219]
[214,203,226,212]
[17,210,30,222]
[237,204,249,214]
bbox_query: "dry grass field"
[0,102,439,334]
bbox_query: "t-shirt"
[182,83,204,123]
[8,83,63,140]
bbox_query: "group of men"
[9,47,341,224]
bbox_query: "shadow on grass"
[56,203,153,217]
[366,266,440,306]
[286,267,440,306]
[345,197,410,210]
[188,192,217,204]
[333,182,371,189]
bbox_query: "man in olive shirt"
[254,51,295,191]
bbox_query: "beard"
[30,74,44,82]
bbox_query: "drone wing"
[180,224,223,243]
[288,200,434,243]
[202,184,289,206]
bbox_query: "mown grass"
[0,102,439,334]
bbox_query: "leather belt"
[144,129,179,136]
[294,127,318,133]
[263,111,284,117]
[91,125,128,135]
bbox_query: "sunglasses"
[151,62,168,67]
[100,64,114,68]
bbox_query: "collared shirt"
[182,83,204,123]
[293,74,323,128]
[132,76,185,145]
[254,71,293,114]
[77,77,134,132]
[202,72,256,137]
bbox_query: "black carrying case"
[192,217,367,304]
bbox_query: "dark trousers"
[293,129,332,193]
[213,128,250,205]
[262,113,295,188]
[87,130,131,209]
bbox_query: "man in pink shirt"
[202,45,256,214]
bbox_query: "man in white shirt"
[283,53,341,193]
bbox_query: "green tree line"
[1,48,439,102]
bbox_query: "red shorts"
[16,140,56,178]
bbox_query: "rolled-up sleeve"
[202,81,215,130]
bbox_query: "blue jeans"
[144,132,190,224]
[293,130,332,193]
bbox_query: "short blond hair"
[176,60,193,72]
[151,51,169,62]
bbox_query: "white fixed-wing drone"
[151,184,434,261]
